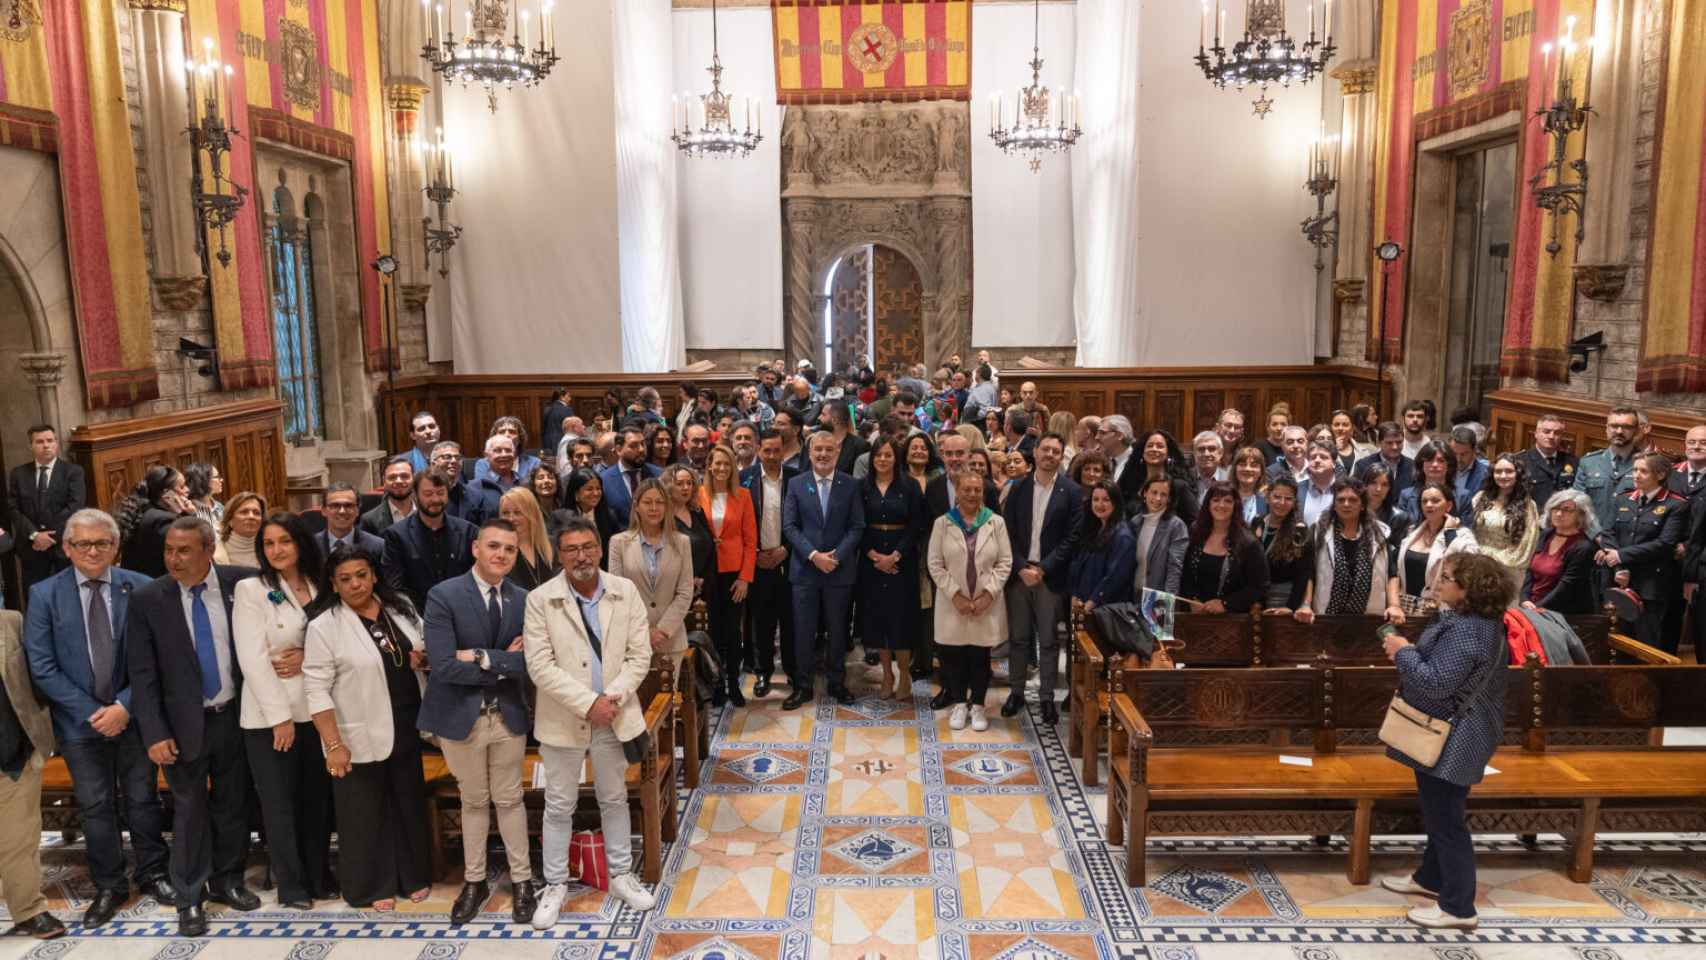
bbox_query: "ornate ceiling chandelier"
[989,0,1080,172]
[421,0,559,113]
[673,0,762,159]
[1195,0,1335,116]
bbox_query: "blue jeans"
[59,729,170,893]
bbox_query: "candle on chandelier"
[1200,2,1206,49]
[1324,0,1332,45]
[421,0,430,45]
[522,10,530,49]
[222,64,233,121]
[1218,8,1227,46]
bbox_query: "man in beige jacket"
[0,611,65,939]
[522,515,656,926]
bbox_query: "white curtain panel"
[970,1,1077,349]
[672,7,784,350]
[1070,0,1142,367]
[615,0,686,372]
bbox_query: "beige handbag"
[1378,627,1504,768]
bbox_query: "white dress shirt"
[760,470,783,549]
[1028,474,1055,563]
[180,565,236,707]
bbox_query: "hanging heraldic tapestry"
[772,1,970,105]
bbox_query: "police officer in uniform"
[1597,452,1689,654]
[1573,406,1643,533]
[1514,414,1578,510]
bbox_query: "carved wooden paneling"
[1041,390,1072,416]
[1112,390,1145,428]
[1488,388,1701,460]
[1233,390,1260,427]
[1074,391,1104,417]
[1304,387,1335,427]
[1171,614,1255,666]
[1192,391,1225,436]
[69,399,288,513]
[1153,390,1185,440]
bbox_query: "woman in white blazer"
[607,479,696,674]
[1394,482,1481,614]
[303,544,432,911]
[232,512,333,908]
[926,471,1013,733]
[1296,478,1405,624]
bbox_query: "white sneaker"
[1379,875,1438,898]
[1407,905,1476,929]
[608,873,656,912]
[531,882,568,929]
[969,705,990,732]
[948,704,968,730]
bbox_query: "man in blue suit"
[22,508,172,927]
[780,431,865,709]
[599,427,661,529]
[419,518,535,926]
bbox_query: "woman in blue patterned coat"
[1377,551,1511,930]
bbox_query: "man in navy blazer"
[741,430,802,698]
[125,516,260,935]
[418,518,536,926]
[1000,433,1081,725]
[598,427,661,529]
[382,470,476,614]
[780,431,865,709]
[1354,422,1416,491]
[320,482,385,561]
[22,509,172,926]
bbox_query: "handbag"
[568,830,609,890]
[574,593,652,765]
[1378,625,1505,767]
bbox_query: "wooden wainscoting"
[1488,388,1703,459]
[69,399,287,512]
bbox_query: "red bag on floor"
[569,830,609,890]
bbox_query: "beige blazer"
[524,571,653,749]
[302,603,425,764]
[607,529,695,654]
[232,577,315,729]
[926,514,1014,649]
[0,611,54,759]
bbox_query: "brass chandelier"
[1195,0,1336,115]
[421,0,559,113]
[673,0,762,159]
[988,0,1081,173]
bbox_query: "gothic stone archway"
[782,101,970,370]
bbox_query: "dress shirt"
[639,534,664,585]
[760,471,783,549]
[472,571,505,617]
[1110,448,1133,485]
[1684,465,1706,490]
[1028,474,1055,563]
[389,499,413,524]
[34,458,55,492]
[1301,478,1336,526]
[572,581,606,693]
[325,528,359,552]
[180,566,235,707]
[1282,460,1309,485]
[813,471,835,516]
[75,566,118,669]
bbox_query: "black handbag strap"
[1447,624,1508,724]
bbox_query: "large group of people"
[0,357,1702,939]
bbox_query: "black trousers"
[1634,588,1676,654]
[244,723,335,902]
[747,564,795,680]
[331,713,433,906]
[938,645,991,707]
[1412,770,1477,919]
[58,728,169,893]
[17,545,69,589]
[159,706,251,905]
[706,566,747,685]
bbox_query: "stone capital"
[1574,263,1629,302]
[18,351,68,387]
[1332,278,1366,303]
[126,0,187,11]
[399,283,432,311]
[154,274,208,311]
[1331,59,1378,95]
[385,78,430,114]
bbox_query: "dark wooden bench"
[1106,657,1706,887]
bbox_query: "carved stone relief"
[781,101,971,367]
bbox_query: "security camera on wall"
[1568,331,1605,375]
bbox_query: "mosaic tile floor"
[3,658,1704,959]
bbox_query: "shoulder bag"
[1377,623,1504,768]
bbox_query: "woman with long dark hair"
[554,466,618,551]
[1132,474,1188,595]
[302,545,432,909]
[1470,454,1540,592]
[1329,409,1375,475]
[1069,480,1138,611]
[1399,441,1470,518]
[117,465,194,578]
[1296,479,1404,624]
[527,464,561,514]
[858,437,925,699]
[1396,483,1482,615]
[1362,462,1413,545]
[1137,429,1200,525]
[183,462,225,526]
[232,512,334,907]
[1253,477,1312,613]
[645,424,677,468]
[1178,482,1270,614]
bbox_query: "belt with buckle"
[869,523,907,531]
[204,700,234,715]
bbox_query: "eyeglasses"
[560,543,601,556]
[66,539,115,552]
[1438,573,1458,584]
[325,502,358,512]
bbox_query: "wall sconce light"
[185,38,248,269]
[1530,21,1594,258]
[1302,133,1340,272]
[421,128,462,278]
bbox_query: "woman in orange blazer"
[698,444,758,706]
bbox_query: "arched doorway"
[820,243,925,373]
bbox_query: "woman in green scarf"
[926,471,1014,732]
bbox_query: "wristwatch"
[476,649,491,671]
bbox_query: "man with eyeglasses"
[321,483,384,561]
[431,441,477,521]
[21,509,172,927]
[1572,406,1643,534]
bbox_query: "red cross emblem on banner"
[847,22,900,73]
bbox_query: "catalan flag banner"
[772,1,970,105]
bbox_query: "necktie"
[818,477,831,516]
[189,583,221,701]
[36,466,47,499]
[626,469,639,496]
[85,580,114,703]
[485,584,502,705]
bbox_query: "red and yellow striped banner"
[772,1,970,105]
[1638,0,1706,392]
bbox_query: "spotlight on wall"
[1567,331,1606,375]
[176,337,218,378]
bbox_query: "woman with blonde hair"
[955,422,987,453]
[216,491,267,567]
[1048,411,1078,461]
[498,487,555,589]
[697,444,758,705]
[608,478,696,675]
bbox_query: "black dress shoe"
[1040,700,1060,726]
[11,912,65,940]
[82,889,126,928]
[929,690,951,711]
[140,875,176,907]
[450,880,490,926]
[781,689,813,711]
[710,689,728,708]
[726,682,747,707]
[753,675,772,698]
[1000,694,1026,718]
[278,897,314,911]
[829,685,855,705]
[909,662,932,681]
[177,904,207,937]
[864,650,880,666]
[207,883,261,912]
[511,880,536,923]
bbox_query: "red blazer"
[698,486,758,582]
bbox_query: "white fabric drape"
[673,8,783,350]
[1070,0,1141,367]
[970,1,1077,349]
[614,0,686,372]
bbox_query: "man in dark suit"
[1000,433,1081,725]
[382,470,476,615]
[419,519,535,926]
[1095,415,1144,512]
[125,517,260,936]
[321,482,386,561]
[22,509,171,926]
[780,431,865,709]
[924,431,1001,521]
[1353,421,1416,491]
[598,427,662,529]
[6,425,86,588]
[1515,415,1579,509]
[741,429,801,698]
[360,456,415,537]
[430,441,478,522]
[1666,425,1706,653]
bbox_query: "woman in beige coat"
[607,478,696,675]
[926,471,1013,732]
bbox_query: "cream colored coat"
[926,513,1014,649]
[607,529,696,654]
[232,577,315,729]
[523,571,653,749]
[302,603,426,764]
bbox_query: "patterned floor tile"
[710,748,811,786]
[818,825,932,877]
[664,794,800,918]
[963,933,1104,959]
[948,794,1083,920]
[825,726,925,815]
[644,932,783,960]
[940,747,1041,787]
[808,888,937,958]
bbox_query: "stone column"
[1328,0,1380,363]
[1574,0,1647,302]
[129,0,203,306]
